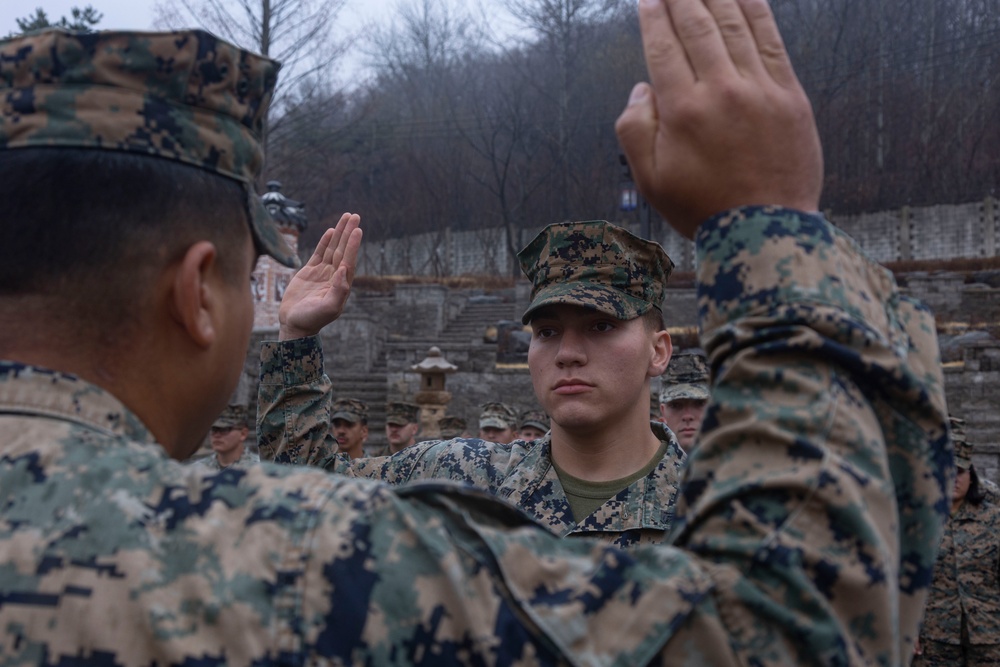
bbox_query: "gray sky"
[1,0,521,80]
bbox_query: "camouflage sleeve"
[257,336,338,466]
[257,338,465,484]
[664,206,951,665]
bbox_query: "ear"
[169,241,221,349]
[648,330,672,378]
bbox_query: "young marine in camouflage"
[916,418,1000,665]
[190,404,261,470]
[260,219,688,550]
[0,2,954,666]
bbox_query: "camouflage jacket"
[2,207,951,665]
[921,497,1000,644]
[189,445,261,471]
[258,400,684,549]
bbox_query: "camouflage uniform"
[479,401,519,432]
[191,446,260,471]
[659,353,710,405]
[262,223,687,549]
[918,420,1000,665]
[437,415,467,439]
[190,405,260,471]
[519,409,550,439]
[260,204,952,663]
[0,29,953,667]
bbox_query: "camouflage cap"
[659,352,710,404]
[385,401,420,426]
[438,415,467,439]
[479,402,518,430]
[212,404,247,429]
[518,220,674,324]
[0,28,299,268]
[519,409,550,432]
[332,398,368,424]
[951,416,973,469]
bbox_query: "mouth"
[553,379,594,395]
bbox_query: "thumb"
[615,83,657,188]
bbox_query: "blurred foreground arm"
[617,0,951,664]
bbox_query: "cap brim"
[480,418,508,429]
[331,411,361,423]
[660,384,710,403]
[956,459,972,470]
[249,189,300,268]
[521,280,652,324]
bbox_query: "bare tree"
[154,0,347,148]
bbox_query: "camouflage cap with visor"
[212,405,248,429]
[385,401,420,426]
[518,220,673,324]
[332,398,368,425]
[479,402,518,430]
[518,409,550,432]
[950,416,973,470]
[437,416,467,439]
[659,353,710,404]
[0,28,299,268]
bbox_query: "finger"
[703,0,765,77]
[615,83,658,193]
[333,228,363,290]
[323,213,353,266]
[739,0,798,88]
[329,214,360,270]
[639,0,695,94]
[663,0,735,81]
[306,227,336,267]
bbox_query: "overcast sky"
[1,0,526,81]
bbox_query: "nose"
[554,328,587,367]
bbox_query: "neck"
[1,324,212,460]
[217,444,244,467]
[549,415,661,482]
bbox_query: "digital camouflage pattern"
[518,220,674,324]
[385,400,419,425]
[3,207,952,665]
[919,420,1000,651]
[658,352,710,404]
[265,399,685,548]
[259,205,952,665]
[189,444,260,471]
[920,492,1000,647]
[951,416,973,469]
[0,363,701,666]
[0,29,298,268]
[479,401,518,430]
[519,409,550,432]
[332,397,368,424]
[213,404,248,429]
[437,415,467,438]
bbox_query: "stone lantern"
[411,346,457,438]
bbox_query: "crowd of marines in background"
[192,349,709,470]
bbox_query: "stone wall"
[351,198,998,276]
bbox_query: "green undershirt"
[552,440,668,522]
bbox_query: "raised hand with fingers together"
[615,0,823,238]
[278,212,363,341]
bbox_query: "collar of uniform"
[0,361,156,444]
[497,424,684,538]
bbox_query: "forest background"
[12,0,1000,270]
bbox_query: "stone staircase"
[439,298,518,344]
